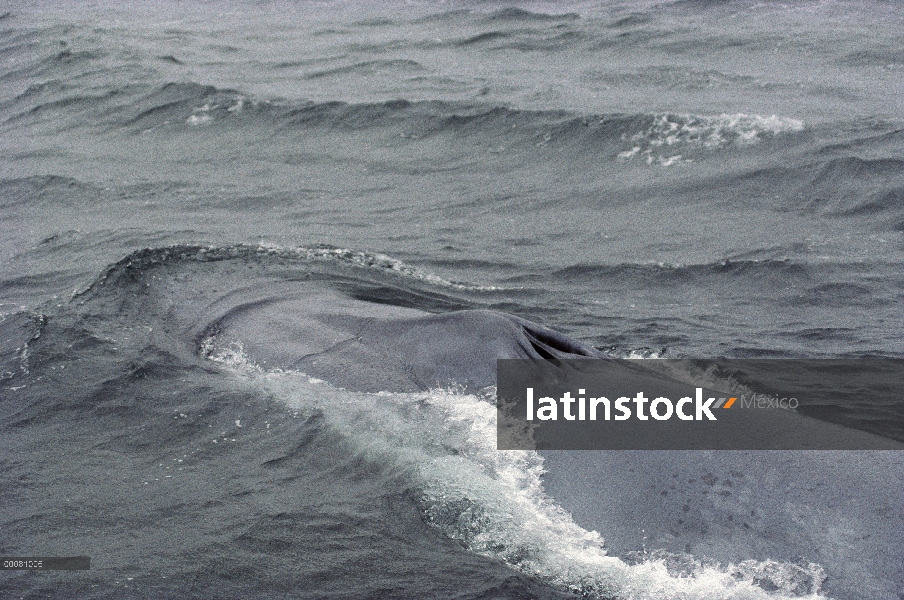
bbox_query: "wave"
[3,47,107,81]
[838,47,904,68]
[812,156,904,183]
[615,113,804,165]
[552,259,810,285]
[454,30,512,46]
[304,58,426,80]
[550,257,902,321]
[482,7,581,23]
[1,80,807,162]
[255,243,502,292]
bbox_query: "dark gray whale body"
[83,245,599,392]
[208,299,600,393]
[59,246,904,599]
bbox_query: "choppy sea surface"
[1,1,903,599]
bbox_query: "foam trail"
[208,346,828,600]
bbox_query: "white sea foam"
[205,345,828,600]
[619,113,804,166]
[184,94,261,125]
[187,103,215,125]
[252,242,503,291]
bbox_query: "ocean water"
[1,1,903,599]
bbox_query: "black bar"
[0,557,90,570]
[497,359,904,450]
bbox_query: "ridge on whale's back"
[74,244,601,392]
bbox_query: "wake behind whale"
[2,245,901,600]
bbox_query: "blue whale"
[73,246,903,600]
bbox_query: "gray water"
[1,1,903,599]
